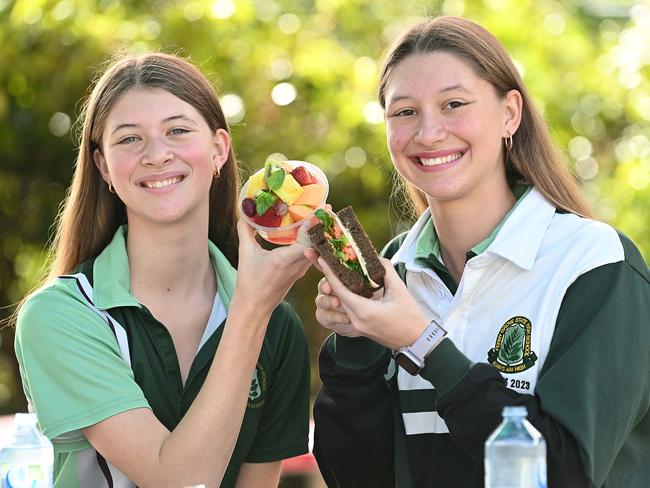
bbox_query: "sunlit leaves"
[0,0,648,411]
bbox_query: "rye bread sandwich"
[307,206,385,297]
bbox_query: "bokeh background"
[0,0,648,422]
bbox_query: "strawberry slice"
[252,209,282,227]
[290,166,317,186]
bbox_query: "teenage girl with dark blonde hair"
[309,16,649,488]
[15,52,312,488]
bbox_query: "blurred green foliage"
[0,0,648,413]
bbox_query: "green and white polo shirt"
[15,226,310,488]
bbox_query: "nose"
[141,138,173,167]
[413,115,447,147]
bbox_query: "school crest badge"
[247,363,267,409]
[487,316,538,373]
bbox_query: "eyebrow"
[387,84,472,104]
[110,114,198,135]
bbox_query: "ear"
[212,128,231,173]
[93,148,112,185]
[503,89,523,138]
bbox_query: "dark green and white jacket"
[313,187,650,488]
[15,226,311,488]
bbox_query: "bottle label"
[1,463,52,488]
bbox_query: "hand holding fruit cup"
[239,160,329,245]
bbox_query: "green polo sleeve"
[14,281,150,441]
[245,302,310,462]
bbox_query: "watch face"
[394,353,421,375]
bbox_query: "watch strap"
[393,319,447,375]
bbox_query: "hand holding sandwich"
[310,255,430,351]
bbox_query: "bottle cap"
[14,413,38,428]
[502,405,527,417]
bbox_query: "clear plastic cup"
[240,160,329,245]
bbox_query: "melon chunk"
[292,183,325,207]
[267,214,298,243]
[288,205,314,222]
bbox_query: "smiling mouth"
[141,176,184,189]
[418,152,464,166]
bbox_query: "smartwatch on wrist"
[393,319,447,375]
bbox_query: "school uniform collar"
[92,225,236,310]
[391,187,556,271]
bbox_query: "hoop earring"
[504,135,513,152]
[108,182,115,193]
[214,165,221,178]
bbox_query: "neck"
[126,219,214,301]
[427,178,515,283]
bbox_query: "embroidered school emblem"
[247,363,267,409]
[487,316,538,373]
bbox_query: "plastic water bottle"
[484,406,547,488]
[0,413,53,488]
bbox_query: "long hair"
[48,52,240,283]
[379,16,594,219]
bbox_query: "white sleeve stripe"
[402,411,449,435]
[60,273,132,366]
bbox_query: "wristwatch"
[393,319,447,375]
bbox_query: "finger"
[378,257,407,295]
[294,220,314,247]
[315,308,351,329]
[279,242,312,262]
[317,257,366,309]
[315,292,342,312]
[332,324,361,338]
[304,248,323,271]
[317,277,334,296]
[236,218,258,246]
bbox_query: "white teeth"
[420,152,463,166]
[142,176,183,189]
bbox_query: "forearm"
[422,340,592,487]
[151,297,272,487]
[314,334,396,488]
[234,461,282,488]
[70,294,295,488]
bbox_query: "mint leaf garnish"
[255,190,277,216]
[267,169,285,191]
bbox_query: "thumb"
[377,258,404,295]
[237,218,258,247]
[317,256,367,310]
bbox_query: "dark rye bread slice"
[308,206,385,298]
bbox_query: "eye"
[169,128,190,135]
[117,136,139,145]
[445,100,466,110]
[392,108,416,117]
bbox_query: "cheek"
[386,127,407,154]
[103,151,138,181]
[177,142,213,170]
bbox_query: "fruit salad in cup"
[240,159,329,245]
